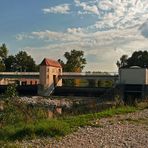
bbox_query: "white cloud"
[42,4,70,14]
[74,0,148,31]
[16,1,148,71]
[16,33,33,41]
[74,0,99,15]
[97,0,148,30]
[19,25,148,71]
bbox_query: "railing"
[62,72,118,76]
[0,72,39,75]
[0,72,118,77]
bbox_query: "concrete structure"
[62,72,118,80]
[118,67,148,103]
[38,58,62,96]
[0,78,39,85]
[119,67,148,85]
[0,72,39,79]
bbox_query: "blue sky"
[0,0,148,71]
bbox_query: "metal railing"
[62,72,118,76]
[0,72,39,75]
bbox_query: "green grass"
[0,105,140,141]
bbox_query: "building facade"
[118,67,148,103]
[38,58,62,96]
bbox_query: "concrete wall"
[119,68,147,85]
[38,65,62,96]
[0,78,39,85]
[146,69,148,85]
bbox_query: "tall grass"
[0,105,139,141]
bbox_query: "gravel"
[18,109,148,148]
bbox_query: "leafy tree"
[127,50,148,68]
[117,50,148,68]
[14,51,38,72]
[61,49,86,72]
[59,50,86,86]
[0,43,8,60]
[116,54,128,68]
[0,61,5,71]
[0,43,8,71]
[4,55,16,72]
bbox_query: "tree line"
[1,43,148,73]
[117,50,148,68]
[0,44,86,73]
[0,44,38,72]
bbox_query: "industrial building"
[118,66,148,103]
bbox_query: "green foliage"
[0,120,71,141]
[58,49,86,86]
[0,43,8,60]
[5,84,17,98]
[4,55,16,72]
[116,54,128,68]
[0,60,5,71]
[0,43,38,72]
[1,100,147,141]
[14,51,37,72]
[0,99,47,128]
[0,43,8,71]
[59,49,86,72]
[117,50,148,68]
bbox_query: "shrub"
[5,84,17,98]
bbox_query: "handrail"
[0,72,39,75]
[0,72,118,76]
[62,72,118,76]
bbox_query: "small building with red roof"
[38,58,62,96]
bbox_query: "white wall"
[146,69,148,85]
[119,68,147,85]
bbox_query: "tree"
[127,51,148,68]
[0,43,8,60]
[117,50,148,68]
[0,61,5,71]
[4,55,16,72]
[116,54,128,68]
[4,51,38,72]
[62,49,86,72]
[0,43,8,71]
[14,51,37,72]
[59,49,86,86]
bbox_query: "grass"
[1,99,148,143]
[0,105,140,142]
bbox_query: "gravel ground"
[18,109,148,148]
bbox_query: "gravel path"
[19,109,148,148]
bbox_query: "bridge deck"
[0,72,118,80]
[0,72,39,79]
[61,72,118,80]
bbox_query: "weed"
[0,103,147,141]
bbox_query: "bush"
[0,99,47,128]
[5,84,17,98]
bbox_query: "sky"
[0,0,148,72]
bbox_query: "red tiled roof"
[40,58,62,68]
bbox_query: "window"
[47,68,49,72]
